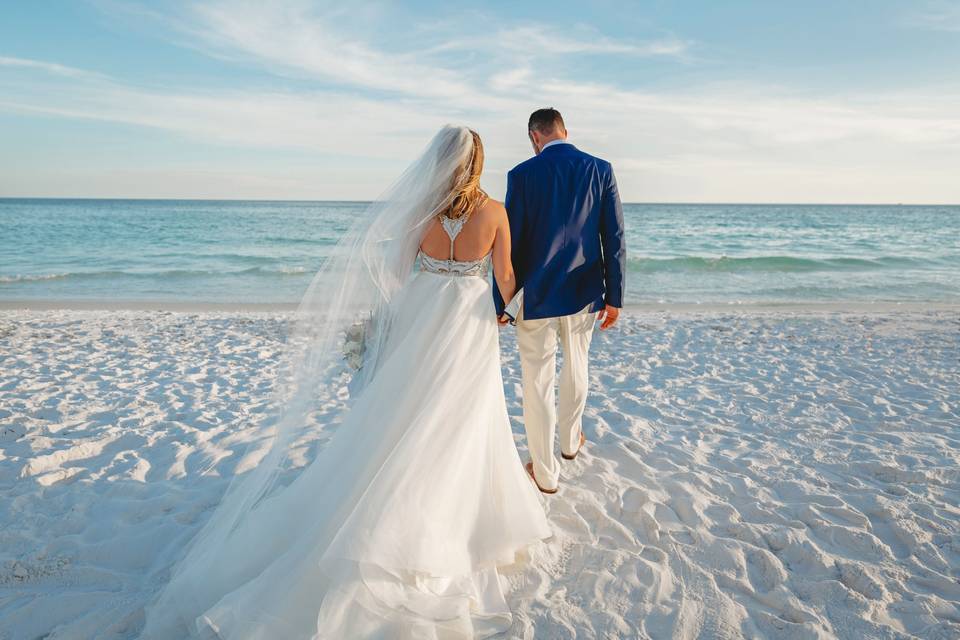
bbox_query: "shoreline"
[1,298,959,314]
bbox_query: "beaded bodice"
[419,211,491,278]
[419,251,491,277]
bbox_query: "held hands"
[598,304,620,330]
[499,306,619,329]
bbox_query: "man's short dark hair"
[528,108,565,134]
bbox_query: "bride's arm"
[491,201,516,316]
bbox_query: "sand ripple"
[0,309,958,639]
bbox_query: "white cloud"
[4,54,959,203]
[0,56,104,80]
[904,1,960,32]
[486,26,691,58]
[151,2,691,101]
[0,78,448,156]
[489,67,533,92]
[175,1,477,101]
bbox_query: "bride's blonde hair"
[441,129,488,220]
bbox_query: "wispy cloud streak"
[176,2,476,100]
[0,56,104,80]
[487,27,691,57]
[904,1,960,32]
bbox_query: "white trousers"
[516,304,596,490]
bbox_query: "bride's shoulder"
[474,199,507,228]
[476,197,506,218]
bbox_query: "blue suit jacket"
[493,142,625,320]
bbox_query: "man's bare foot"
[562,431,586,460]
[525,461,558,494]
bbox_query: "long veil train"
[140,126,551,638]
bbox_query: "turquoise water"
[2,199,958,305]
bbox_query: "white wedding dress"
[143,210,551,639]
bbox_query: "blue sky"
[1,0,959,202]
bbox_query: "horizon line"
[1,196,958,207]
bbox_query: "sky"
[1,0,959,203]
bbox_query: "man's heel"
[561,431,586,460]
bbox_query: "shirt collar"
[541,139,570,151]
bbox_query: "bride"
[141,126,552,639]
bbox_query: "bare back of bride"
[141,126,551,639]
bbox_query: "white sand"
[0,309,958,639]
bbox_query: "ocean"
[2,199,958,307]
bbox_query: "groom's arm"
[599,163,626,310]
[493,168,525,315]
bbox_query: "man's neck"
[540,137,568,152]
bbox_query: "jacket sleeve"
[599,163,626,307]
[493,168,524,315]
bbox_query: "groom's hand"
[599,304,620,330]
[497,313,511,326]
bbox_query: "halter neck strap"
[437,194,487,259]
[438,210,472,260]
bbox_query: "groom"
[494,108,625,494]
